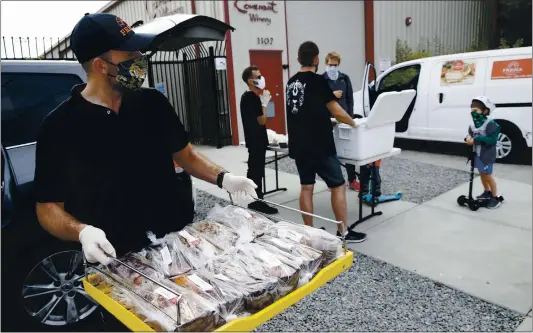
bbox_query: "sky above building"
[1,0,109,58]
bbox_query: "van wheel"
[496,122,525,163]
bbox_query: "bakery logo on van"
[503,61,523,74]
[491,58,532,80]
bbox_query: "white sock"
[343,230,349,236]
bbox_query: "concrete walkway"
[192,145,532,326]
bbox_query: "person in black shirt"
[239,66,278,214]
[34,13,259,266]
[286,41,367,243]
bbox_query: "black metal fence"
[1,36,75,60]
[1,36,233,148]
[148,42,232,148]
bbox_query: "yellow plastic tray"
[83,250,354,332]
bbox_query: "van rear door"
[133,14,234,52]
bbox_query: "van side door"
[426,57,487,143]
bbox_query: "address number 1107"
[257,37,274,45]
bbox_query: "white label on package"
[215,274,231,282]
[234,207,253,219]
[278,229,303,243]
[257,250,283,268]
[154,286,178,300]
[188,274,214,292]
[178,230,200,246]
[160,246,173,265]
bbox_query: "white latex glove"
[79,225,116,266]
[222,173,258,202]
[260,90,271,106]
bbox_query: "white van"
[354,47,532,162]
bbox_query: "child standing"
[465,96,501,209]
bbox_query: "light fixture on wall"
[405,17,412,26]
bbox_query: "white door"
[426,58,487,142]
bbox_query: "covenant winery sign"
[234,0,278,25]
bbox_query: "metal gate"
[147,42,232,148]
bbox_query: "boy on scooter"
[465,96,501,209]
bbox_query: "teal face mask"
[471,109,487,128]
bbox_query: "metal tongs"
[228,194,348,250]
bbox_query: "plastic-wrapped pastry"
[267,221,343,266]
[204,249,279,313]
[134,277,222,332]
[173,270,246,322]
[207,204,276,237]
[142,234,193,277]
[106,253,165,286]
[255,236,322,287]
[147,229,219,273]
[235,243,299,299]
[189,220,243,251]
[88,272,177,332]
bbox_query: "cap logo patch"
[116,17,132,36]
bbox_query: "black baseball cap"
[71,13,156,63]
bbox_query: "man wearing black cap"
[34,13,258,267]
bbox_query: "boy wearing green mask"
[465,96,501,209]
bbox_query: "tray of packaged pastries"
[83,204,354,332]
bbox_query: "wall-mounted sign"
[155,82,167,97]
[440,60,477,86]
[145,0,185,19]
[234,0,278,26]
[491,58,532,80]
[214,57,227,71]
[379,59,391,74]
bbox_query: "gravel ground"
[194,190,523,332]
[266,155,470,204]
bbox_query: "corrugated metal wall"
[285,0,366,90]
[373,0,491,68]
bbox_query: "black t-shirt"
[286,71,337,161]
[34,84,190,255]
[240,91,268,150]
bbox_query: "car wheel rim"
[496,133,512,159]
[22,250,98,326]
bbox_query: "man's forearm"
[258,105,267,125]
[36,202,86,242]
[174,145,223,184]
[328,101,355,126]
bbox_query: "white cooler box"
[333,90,416,161]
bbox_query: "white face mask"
[253,76,266,89]
[326,66,339,80]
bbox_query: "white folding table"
[339,147,402,229]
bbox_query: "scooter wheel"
[457,195,467,206]
[468,200,480,211]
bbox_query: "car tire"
[1,234,105,332]
[495,121,526,163]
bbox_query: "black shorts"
[295,155,345,188]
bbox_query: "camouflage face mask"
[105,56,148,91]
